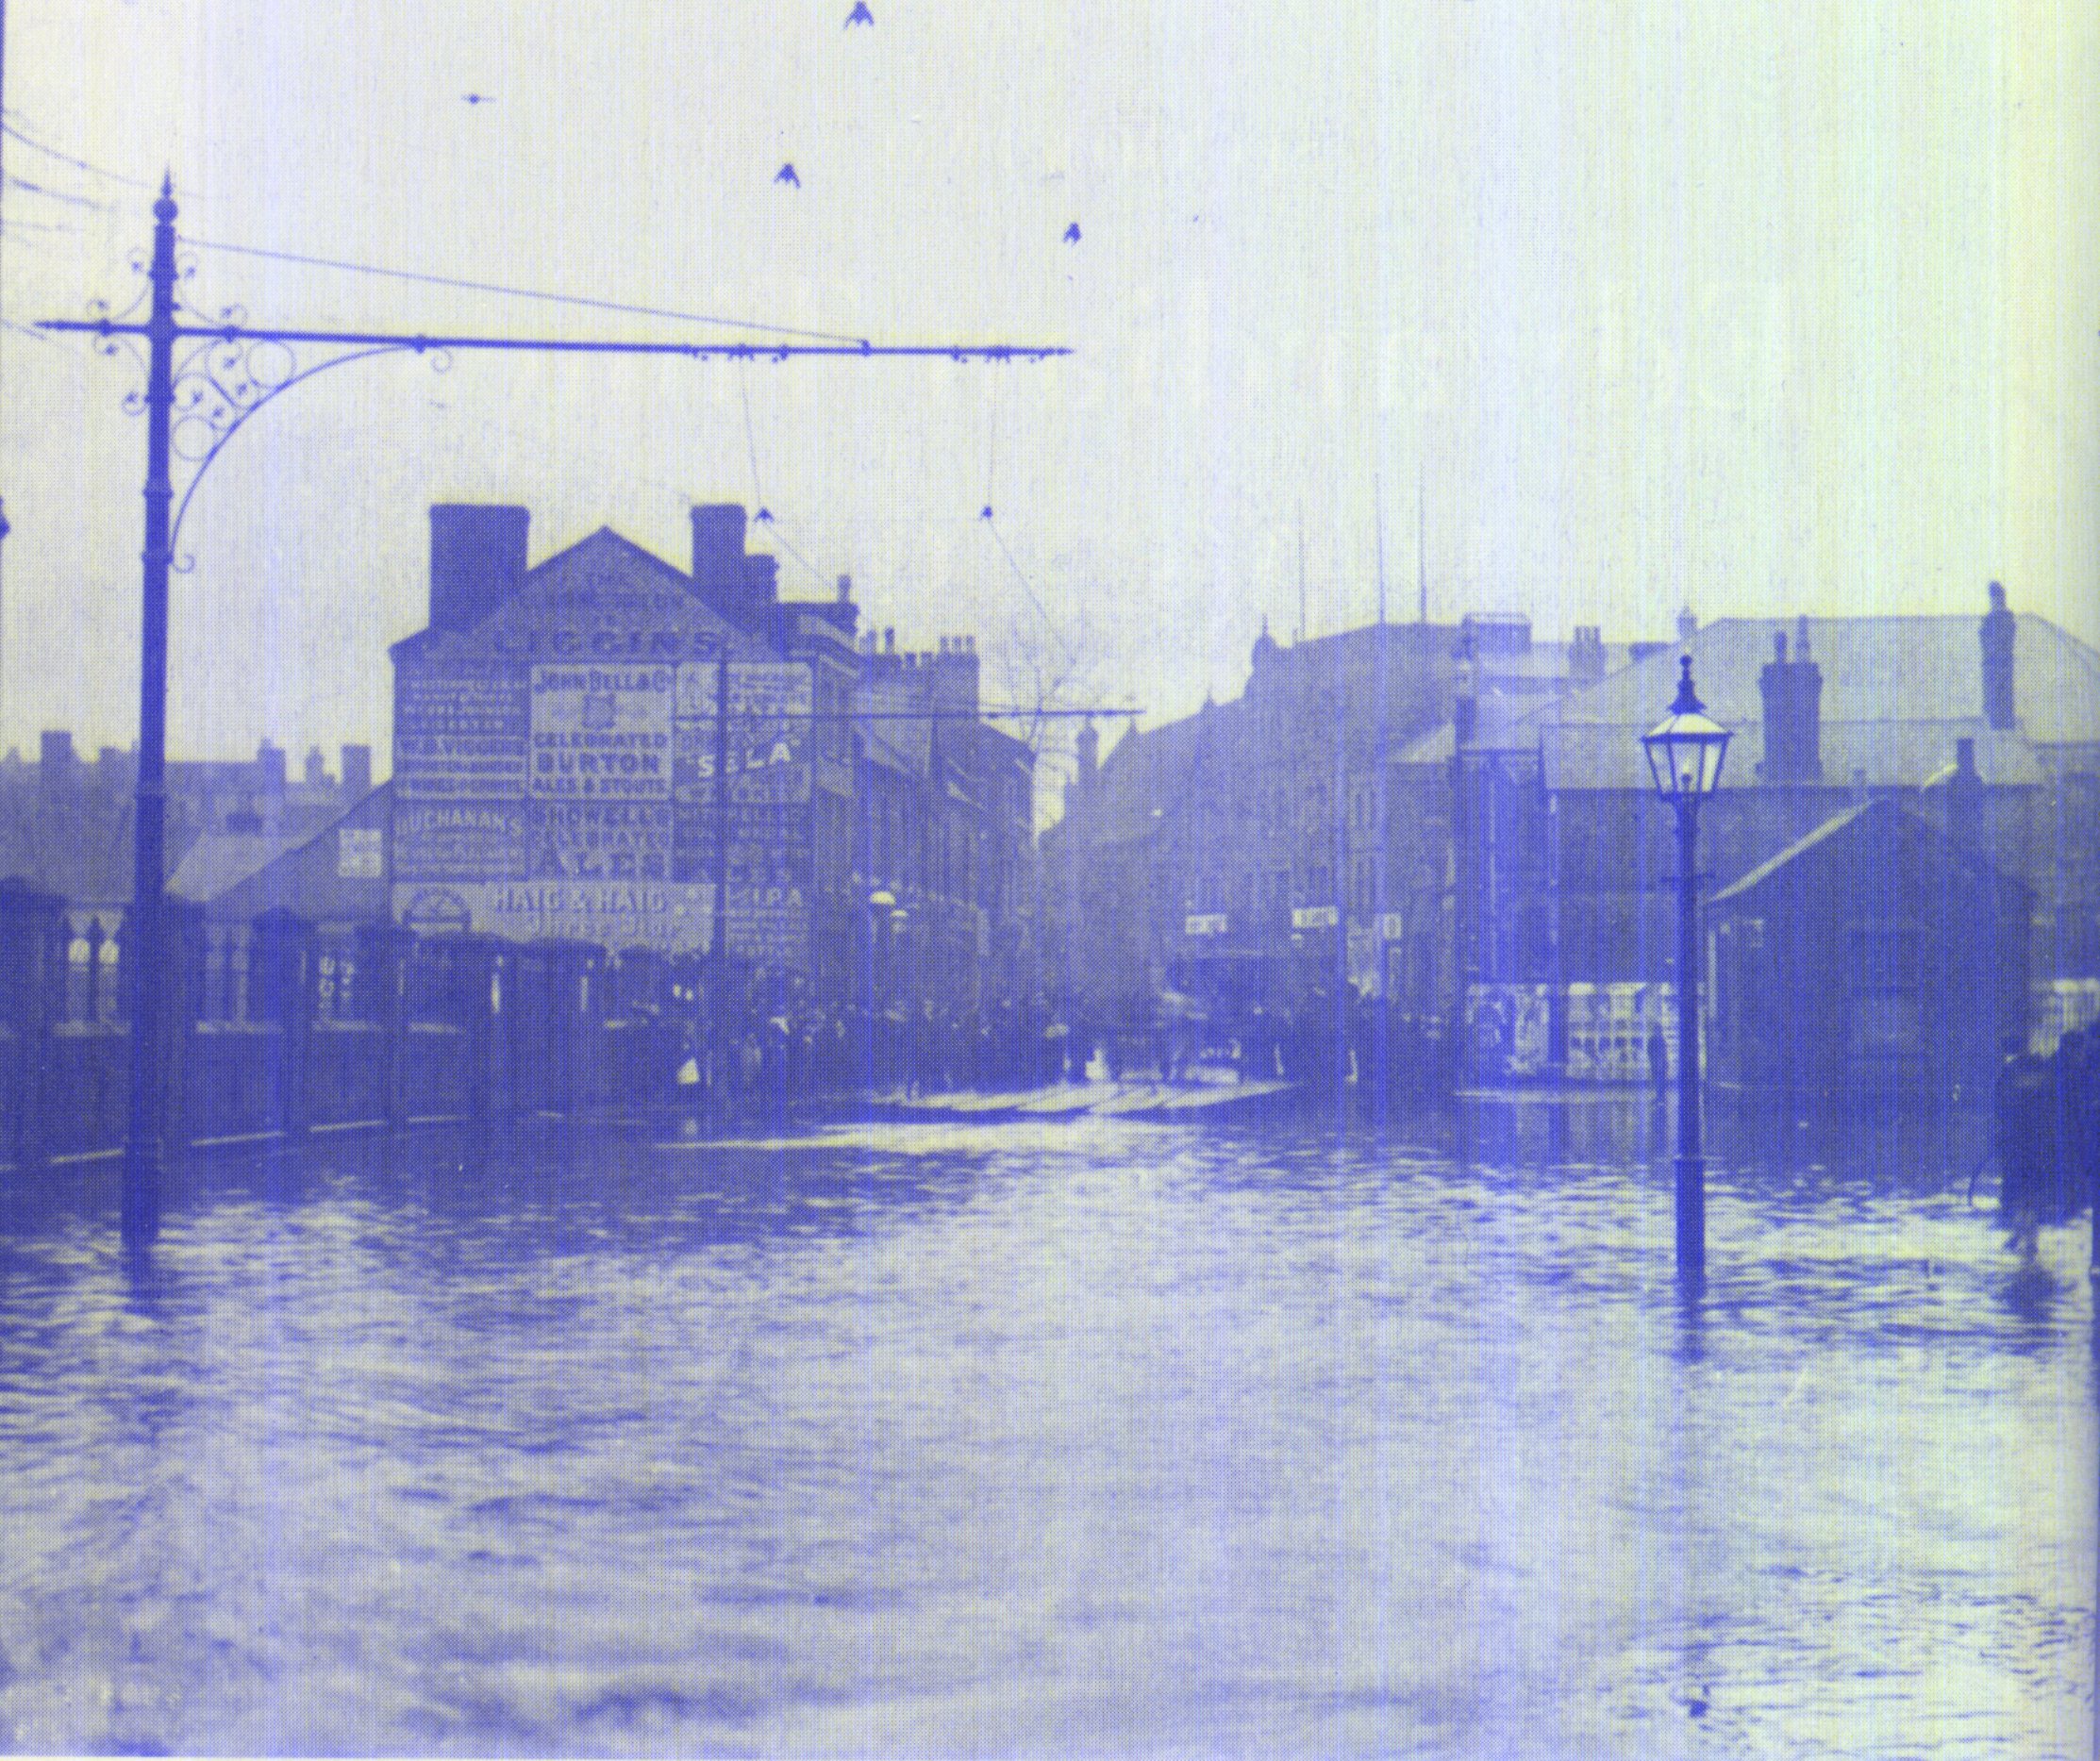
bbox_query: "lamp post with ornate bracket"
[43,178,1068,1245]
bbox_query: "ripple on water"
[0,1101,2089,1757]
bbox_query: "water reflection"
[0,1099,2089,1756]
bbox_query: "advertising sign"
[529,802,673,880]
[1184,913,1228,938]
[392,880,713,953]
[1292,905,1340,931]
[1564,983,1678,1083]
[390,880,810,966]
[529,664,673,800]
[673,803,812,886]
[393,801,529,881]
[336,827,385,881]
[671,661,811,805]
[396,670,529,799]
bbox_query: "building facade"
[1039,613,1656,1020]
[383,502,1028,1009]
[1451,588,2100,1081]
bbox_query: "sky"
[0,0,2092,776]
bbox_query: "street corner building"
[272,500,1029,1011]
[1041,588,2100,1098]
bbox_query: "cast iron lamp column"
[1642,655,1731,1275]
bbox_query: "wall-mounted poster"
[529,801,673,880]
[671,660,811,806]
[529,664,673,800]
[395,669,530,799]
[393,801,530,880]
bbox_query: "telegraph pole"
[45,183,1066,1244]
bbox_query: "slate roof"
[167,830,302,904]
[1515,612,2095,790]
[1543,614,2100,743]
[1711,797,2017,905]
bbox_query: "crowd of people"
[624,968,1456,1125]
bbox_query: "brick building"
[1039,613,1654,1018]
[1452,587,2100,1081]
[376,502,1027,1009]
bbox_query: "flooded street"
[0,1098,2091,1757]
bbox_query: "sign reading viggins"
[392,658,815,961]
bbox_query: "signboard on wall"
[392,880,713,953]
[671,661,812,805]
[529,664,674,800]
[393,801,529,880]
[1292,905,1340,931]
[529,802,673,879]
[336,827,385,880]
[1184,914,1228,938]
[389,880,810,966]
[396,670,530,799]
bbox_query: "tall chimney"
[341,743,374,802]
[690,503,745,586]
[429,505,530,633]
[1074,719,1099,789]
[1980,580,2016,730]
[1758,624,1823,783]
[1677,606,1698,643]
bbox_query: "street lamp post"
[47,181,1063,1244]
[1642,655,1731,1276]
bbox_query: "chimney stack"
[1568,625,1606,680]
[341,743,374,802]
[1074,719,1099,789]
[1758,623,1824,783]
[691,504,778,622]
[1677,606,1698,644]
[429,505,530,633]
[1980,580,2016,730]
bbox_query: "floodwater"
[0,1096,2091,1757]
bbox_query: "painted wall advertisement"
[394,802,529,881]
[390,881,808,962]
[395,670,529,799]
[530,802,673,880]
[392,659,812,964]
[529,664,673,800]
[670,661,812,805]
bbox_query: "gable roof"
[392,526,772,663]
[1516,611,2095,790]
[1545,614,2100,745]
[1712,796,2019,905]
[168,829,302,904]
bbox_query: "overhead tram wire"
[727,357,844,593]
[184,236,868,346]
[0,113,149,187]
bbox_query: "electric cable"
[184,235,864,344]
[0,114,149,187]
